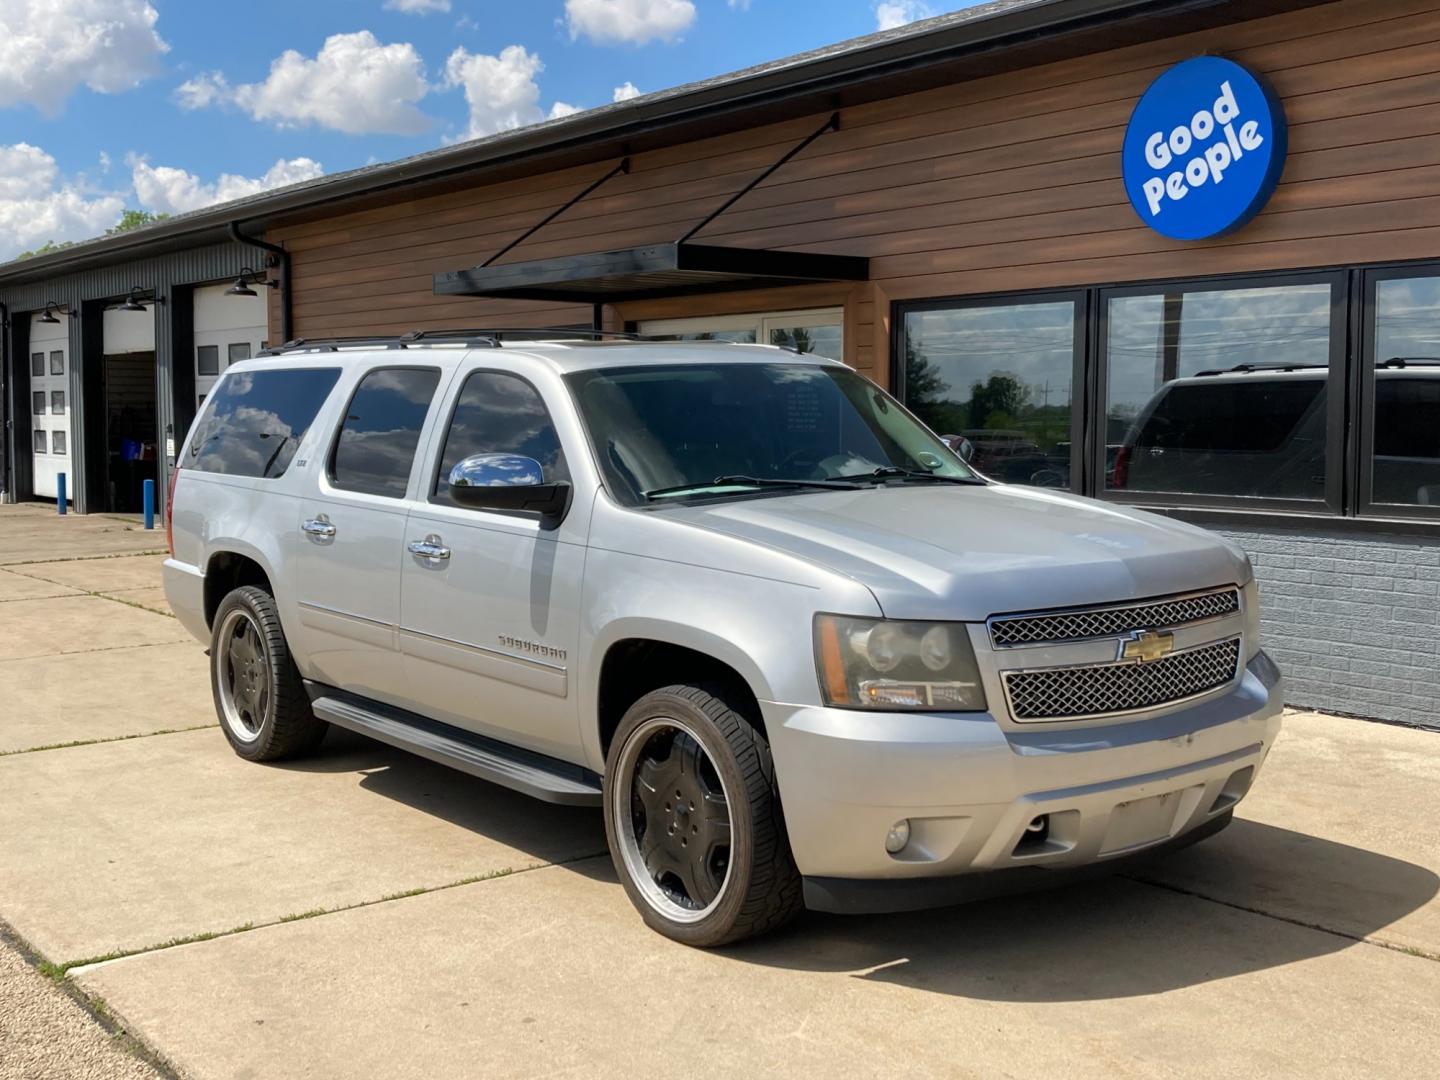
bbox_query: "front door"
[295,365,445,704]
[399,366,585,759]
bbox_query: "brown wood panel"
[276,0,1440,345]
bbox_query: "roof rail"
[258,327,658,356]
[1194,362,1330,376]
[1379,356,1440,368]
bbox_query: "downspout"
[228,222,292,343]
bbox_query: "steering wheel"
[777,446,824,476]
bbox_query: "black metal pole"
[679,112,840,244]
[482,158,631,269]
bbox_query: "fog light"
[885,819,911,854]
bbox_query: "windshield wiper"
[643,474,862,500]
[836,466,986,486]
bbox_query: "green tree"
[17,208,170,260]
[967,373,1031,429]
[105,209,169,235]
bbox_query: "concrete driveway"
[1,503,1437,1079]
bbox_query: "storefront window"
[641,309,841,357]
[900,299,1077,488]
[1105,283,1334,500]
[1371,275,1440,507]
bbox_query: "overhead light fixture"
[119,285,162,312]
[38,301,66,324]
[225,267,276,297]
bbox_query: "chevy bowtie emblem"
[1121,629,1175,663]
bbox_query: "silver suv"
[164,332,1283,946]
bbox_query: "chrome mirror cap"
[448,453,544,489]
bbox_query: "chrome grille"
[990,588,1240,648]
[1003,637,1241,722]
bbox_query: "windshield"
[565,362,977,506]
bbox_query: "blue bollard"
[143,478,156,530]
[57,473,66,515]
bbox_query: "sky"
[0,0,978,261]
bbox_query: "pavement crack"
[0,725,217,758]
[1126,873,1440,962]
[60,851,610,974]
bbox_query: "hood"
[660,484,1250,621]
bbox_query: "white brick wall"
[1215,526,1440,730]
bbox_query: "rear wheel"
[210,585,326,761]
[604,684,802,947]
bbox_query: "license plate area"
[1101,789,1188,855]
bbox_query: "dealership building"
[2,0,1438,729]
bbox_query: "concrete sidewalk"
[1,504,1437,1078]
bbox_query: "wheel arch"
[203,544,278,629]
[587,621,774,765]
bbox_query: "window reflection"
[331,368,440,499]
[1106,284,1333,500]
[189,368,340,479]
[435,372,568,503]
[1373,277,1440,506]
[902,301,1075,488]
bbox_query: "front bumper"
[761,651,1283,913]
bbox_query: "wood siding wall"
[270,0,1440,389]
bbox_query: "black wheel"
[210,585,326,762]
[603,683,802,947]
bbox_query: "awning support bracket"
[678,111,839,244]
[481,156,631,269]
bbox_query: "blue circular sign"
[1122,57,1287,241]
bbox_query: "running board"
[307,686,602,807]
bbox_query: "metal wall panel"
[0,243,261,514]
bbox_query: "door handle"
[408,536,450,561]
[302,517,336,538]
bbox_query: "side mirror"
[446,453,570,522]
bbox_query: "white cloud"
[130,156,325,216]
[613,81,641,102]
[565,0,696,45]
[174,71,229,111]
[875,1,935,30]
[180,32,432,135]
[384,0,450,11]
[445,45,579,139]
[728,0,751,9]
[0,0,168,116]
[0,143,125,259]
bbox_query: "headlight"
[814,614,987,711]
[1242,578,1261,660]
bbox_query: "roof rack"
[1194,362,1329,376]
[258,327,659,356]
[1379,356,1440,368]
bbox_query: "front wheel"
[603,684,802,947]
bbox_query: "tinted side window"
[189,368,340,478]
[435,372,567,502]
[330,367,441,498]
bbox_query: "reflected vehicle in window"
[1113,360,1440,504]
[1111,366,1328,499]
[164,334,1282,950]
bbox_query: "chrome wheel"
[216,608,269,743]
[611,716,733,924]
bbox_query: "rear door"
[398,362,586,759]
[294,364,449,704]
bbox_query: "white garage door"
[29,311,72,502]
[193,285,267,406]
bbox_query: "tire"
[210,585,326,762]
[603,683,803,947]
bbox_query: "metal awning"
[433,113,869,307]
[433,241,869,303]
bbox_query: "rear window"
[188,367,340,478]
[1132,379,1324,454]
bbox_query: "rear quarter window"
[188,367,340,478]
